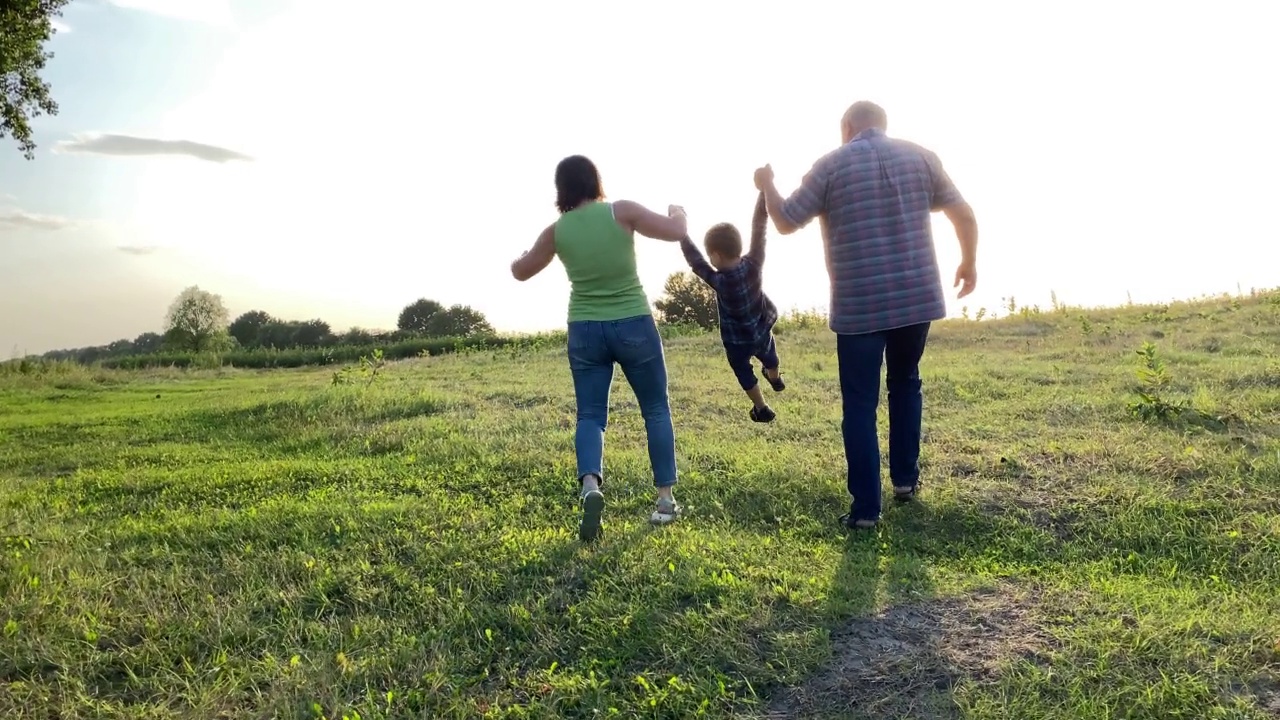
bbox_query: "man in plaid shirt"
[679,192,787,423]
[754,100,979,530]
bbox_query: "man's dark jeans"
[836,322,931,522]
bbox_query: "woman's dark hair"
[554,155,605,214]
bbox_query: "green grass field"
[3,292,1279,719]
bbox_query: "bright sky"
[3,0,1278,356]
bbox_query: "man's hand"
[668,204,686,218]
[941,201,978,296]
[954,262,977,299]
[753,164,774,191]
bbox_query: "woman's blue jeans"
[567,314,677,488]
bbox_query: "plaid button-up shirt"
[778,127,965,335]
[679,193,779,348]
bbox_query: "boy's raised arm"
[679,236,719,289]
[746,191,768,264]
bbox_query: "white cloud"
[54,133,253,163]
[51,19,71,33]
[104,0,233,26]
[0,211,73,231]
[116,245,160,255]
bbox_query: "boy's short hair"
[704,223,743,258]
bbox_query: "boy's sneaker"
[750,405,776,423]
[650,495,681,525]
[764,371,785,392]
[578,488,605,543]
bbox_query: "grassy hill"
[2,291,1278,719]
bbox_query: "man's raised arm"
[754,160,828,236]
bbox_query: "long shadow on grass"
[745,483,1280,717]
[704,483,1065,718]
[712,482,1063,571]
[763,523,960,719]
[719,476,1275,584]
[758,495,1016,720]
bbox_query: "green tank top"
[554,202,652,322]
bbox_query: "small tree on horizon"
[105,338,134,356]
[425,305,494,338]
[133,332,165,354]
[292,319,332,347]
[163,286,230,352]
[228,310,276,348]
[339,327,376,346]
[397,298,445,334]
[256,321,297,349]
[654,271,719,330]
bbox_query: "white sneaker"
[649,495,681,525]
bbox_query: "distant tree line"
[34,274,720,366]
[36,287,495,364]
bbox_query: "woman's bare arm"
[511,223,557,281]
[613,200,687,241]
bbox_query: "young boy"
[679,192,786,422]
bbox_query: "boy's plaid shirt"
[679,193,778,348]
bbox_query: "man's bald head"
[841,101,888,143]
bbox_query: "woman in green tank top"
[510,155,689,542]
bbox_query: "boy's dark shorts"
[725,333,780,391]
